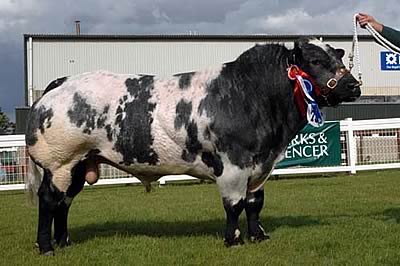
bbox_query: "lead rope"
[350,13,400,85]
[365,23,400,53]
[349,14,363,85]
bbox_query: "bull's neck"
[236,49,307,141]
[230,47,307,148]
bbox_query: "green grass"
[1,170,400,265]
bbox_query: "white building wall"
[29,39,264,100]
[26,36,400,104]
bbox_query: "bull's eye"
[311,60,321,66]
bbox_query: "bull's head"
[293,37,361,107]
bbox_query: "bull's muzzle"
[349,82,361,98]
[343,77,362,101]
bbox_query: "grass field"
[1,170,400,265]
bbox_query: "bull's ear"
[294,37,310,49]
[293,41,299,52]
[293,39,304,64]
[293,37,310,58]
[335,49,345,59]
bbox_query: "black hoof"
[248,223,269,243]
[224,236,244,247]
[249,233,270,243]
[37,241,54,255]
[39,245,54,256]
[56,235,71,248]
[42,250,55,256]
[37,239,57,247]
[224,229,245,247]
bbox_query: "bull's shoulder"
[168,66,223,90]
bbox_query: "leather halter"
[288,65,349,108]
[321,67,349,96]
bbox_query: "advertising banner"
[276,122,341,168]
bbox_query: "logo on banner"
[381,51,400,70]
[284,132,329,159]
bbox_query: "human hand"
[356,13,383,33]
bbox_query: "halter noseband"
[321,67,349,95]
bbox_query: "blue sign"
[380,51,400,70]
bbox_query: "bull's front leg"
[245,189,269,242]
[222,198,245,246]
[216,171,248,247]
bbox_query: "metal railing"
[1,118,400,191]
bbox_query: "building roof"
[24,33,374,41]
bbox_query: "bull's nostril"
[353,87,361,97]
[347,83,359,89]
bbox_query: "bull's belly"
[97,146,216,183]
[95,129,216,182]
[116,162,215,182]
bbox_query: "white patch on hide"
[308,38,329,52]
[216,152,250,205]
[147,66,223,180]
[234,229,241,239]
[247,198,256,203]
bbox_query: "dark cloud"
[1,0,400,121]
[0,42,24,120]
[157,0,243,24]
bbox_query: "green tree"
[0,107,13,135]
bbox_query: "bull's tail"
[25,157,43,204]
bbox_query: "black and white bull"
[26,37,361,255]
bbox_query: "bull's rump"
[26,70,222,186]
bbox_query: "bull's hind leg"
[36,163,76,255]
[245,189,269,242]
[36,169,65,255]
[53,161,86,248]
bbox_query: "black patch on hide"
[67,93,97,134]
[173,100,202,163]
[201,152,224,176]
[96,105,110,129]
[105,124,113,141]
[25,104,54,146]
[42,77,68,96]
[174,99,192,130]
[114,76,159,165]
[181,120,202,162]
[175,72,195,90]
[84,149,101,158]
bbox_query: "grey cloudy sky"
[0,0,399,120]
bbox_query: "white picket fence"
[1,118,400,191]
